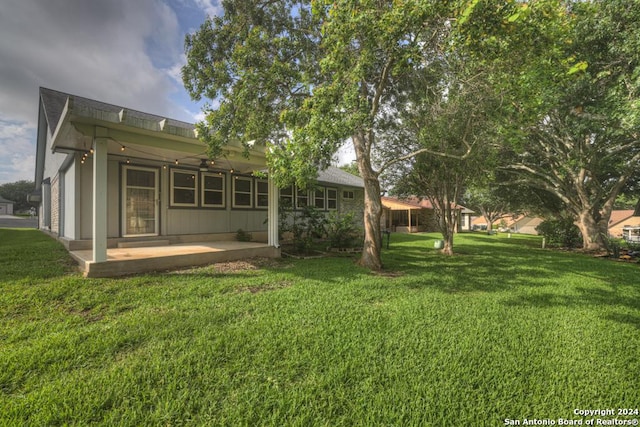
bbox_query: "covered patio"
[69,240,280,278]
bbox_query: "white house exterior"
[0,195,14,215]
[31,88,363,276]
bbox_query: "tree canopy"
[500,0,640,250]
[182,0,638,263]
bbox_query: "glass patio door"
[122,166,159,236]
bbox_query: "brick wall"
[339,188,364,228]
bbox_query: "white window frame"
[170,169,198,207]
[313,187,326,210]
[279,185,294,209]
[342,190,354,200]
[295,187,310,209]
[201,172,226,208]
[327,188,338,210]
[255,179,269,209]
[232,176,253,208]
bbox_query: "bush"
[279,205,328,254]
[326,212,360,249]
[535,218,583,248]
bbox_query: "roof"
[39,87,196,139]
[609,210,635,227]
[382,196,431,210]
[0,195,15,203]
[510,215,544,228]
[382,196,468,211]
[317,166,364,188]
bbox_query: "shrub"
[535,218,583,248]
[279,205,328,254]
[326,212,360,249]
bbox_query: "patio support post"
[267,176,279,247]
[409,209,413,233]
[92,127,108,263]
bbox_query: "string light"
[120,145,126,152]
[175,159,179,165]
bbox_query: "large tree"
[463,185,513,233]
[384,53,500,255]
[502,0,640,250]
[182,0,576,266]
[183,0,454,270]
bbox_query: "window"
[171,169,197,207]
[296,187,309,209]
[233,176,253,208]
[280,185,294,209]
[313,187,325,209]
[201,172,225,208]
[327,188,338,210]
[343,190,354,200]
[256,179,268,208]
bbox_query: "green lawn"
[1,229,638,426]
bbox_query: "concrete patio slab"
[69,241,280,278]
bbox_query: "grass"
[0,229,638,426]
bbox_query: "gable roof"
[39,87,196,139]
[609,210,635,227]
[317,166,364,188]
[0,195,15,204]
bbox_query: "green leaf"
[458,0,480,26]
[567,61,588,75]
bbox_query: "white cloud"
[0,119,36,183]
[0,0,206,183]
[193,0,222,18]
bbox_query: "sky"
[0,0,222,184]
[0,0,356,186]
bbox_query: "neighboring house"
[509,215,543,235]
[608,210,640,239]
[608,209,640,242]
[31,88,363,276]
[0,195,15,215]
[459,207,475,231]
[381,196,468,233]
[472,214,543,234]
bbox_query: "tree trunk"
[442,227,454,255]
[353,132,383,270]
[486,219,494,235]
[576,210,607,251]
[433,196,457,256]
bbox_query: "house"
[381,196,469,233]
[509,215,543,235]
[31,88,363,277]
[0,195,15,215]
[459,207,475,231]
[608,210,640,239]
[279,167,364,222]
[471,214,543,234]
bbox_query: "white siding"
[63,161,76,239]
